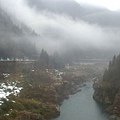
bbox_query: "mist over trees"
[35,49,65,69]
[0,7,38,59]
[0,0,120,62]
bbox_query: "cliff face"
[93,82,119,105]
[94,86,114,104]
[106,91,120,115]
[93,55,120,116]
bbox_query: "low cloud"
[0,0,120,54]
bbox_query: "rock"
[106,91,120,115]
[81,83,86,87]
[110,115,116,120]
[110,115,120,120]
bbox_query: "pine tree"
[103,54,120,84]
[36,49,50,69]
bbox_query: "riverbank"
[0,70,86,120]
[93,55,120,120]
[54,82,110,120]
[0,63,107,120]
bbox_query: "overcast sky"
[76,0,120,11]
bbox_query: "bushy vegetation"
[0,96,58,120]
[0,70,60,120]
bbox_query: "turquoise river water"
[54,82,110,120]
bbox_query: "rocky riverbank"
[0,69,86,120]
[93,81,120,120]
[0,62,106,120]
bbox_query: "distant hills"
[26,0,120,27]
[0,8,37,59]
[0,0,120,60]
[26,0,107,18]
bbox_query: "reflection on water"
[54,82,109,120]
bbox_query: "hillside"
[26,0,120,27]
[0,0,120,60]
[0,8,37,59]
[26,0,106,18]
[93,54,120,117]
[82,11,120,27]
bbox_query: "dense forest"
[35,49,65,69]
[0,7,38,59]
[103,55,120,84]
[94,54,120,116]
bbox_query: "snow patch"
[0,82,22,105]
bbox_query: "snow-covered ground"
[0,82,22,105]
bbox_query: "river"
[54,82,110,120]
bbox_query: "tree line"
[35,49,65,69]
[103,54,120,86]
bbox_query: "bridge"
[0,60,36,63]
[76,59,108,64]
[0,60,37,72]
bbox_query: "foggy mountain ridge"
[82,11,120,27]
[0,7,38,38]
[0,7,38,59]
[26,0,108,19]
[0,0,120,59]
[0,8,23,37]
[26,0,120,28]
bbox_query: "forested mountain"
[26,0,106,18]
[82,11,120,27]
[94,54,120,116]
[26,0,120,27]
[0,8,37,59]
[24,0,120,61]
[0,8,22,37]
[0,0,120,61]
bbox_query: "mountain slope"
[26,0,120,27]
[0,8,37,59]
[26,0,107,18]
[93,54,120,116]
[82,11,120,27]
